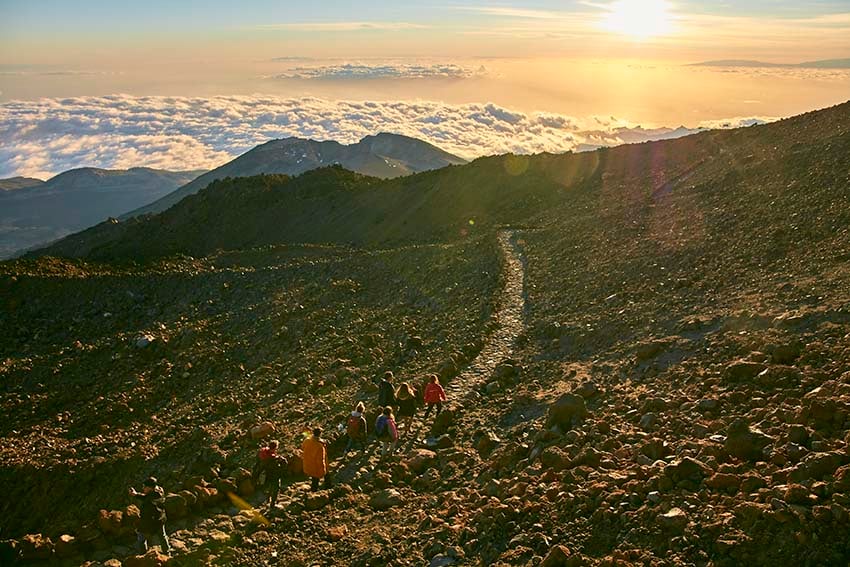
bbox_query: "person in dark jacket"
[377,371,397,409]
[395,382,418,437]
[129,477,170,554]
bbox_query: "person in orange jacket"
[301,426,331,491]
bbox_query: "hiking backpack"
[375,415,389,439]
[347,414,366,438]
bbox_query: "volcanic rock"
[724,418,774,461]
[546,394,588,430]
[369,489,403,511]
[657,507,689,533]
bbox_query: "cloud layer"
[271,63,486,80]
[0,95,772,179]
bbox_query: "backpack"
[347,414,366,438]
[375,415,389,439]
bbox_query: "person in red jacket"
[423,374,447,420]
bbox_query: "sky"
[1,0,849,178]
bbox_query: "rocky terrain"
[1,100,850,566]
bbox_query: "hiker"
[423,374,447,420]
[374,406,399,457]
[302,427,331,491]
[378,370,397,409]
[252,440,288,510]
[344,402,368,455]
[395,382,418,437]
[129,477,171,554]
[252,440,278,486]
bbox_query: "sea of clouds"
[0,95,772,179]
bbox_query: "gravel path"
[444,229,526,400]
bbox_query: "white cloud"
[271,63,486,80]
[0,95,776,179]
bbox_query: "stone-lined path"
[443,230,525,401]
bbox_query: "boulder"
[783,484,813,506]
[540,447,571,471]
[430,555,456,567]
[770,342,802,364]
[540,544,572,567]
[19,534,53,561]
[431,409,455,436]
[369,488,403,510]
[789,452,846,482]
[405,449,437,474]
[250,421,275,439]
[475,431,501,457]
[657,507,689,533]
[134,334,155,348]
[54,534,77,557]
[438,359,458,381]
[124,549,171,567]
[639,413,658,430]
[640,439,669,461]
[665,457,710,485]
[304,492,330,511]
[546,394,588,430]
[493,362,520,383]
[724,361,767,383]
[425,434,455,450]
[724,419,773,461]
[98,509,124,536]
[706,473,741,491]
[833,465,850,492]
[575,382,599,399]
[787,425,810,446]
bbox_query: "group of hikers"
[253,371,449,502]
[129,371,448,555]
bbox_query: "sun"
[602,0,674,40]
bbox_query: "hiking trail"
[443,229,526,400]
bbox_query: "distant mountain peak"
[124,133,467,219]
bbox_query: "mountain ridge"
[33,100,850,262]
[691,57,850,69]
[0,167,204,259]
[123,132,467,219]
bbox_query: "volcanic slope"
[0,237,502,542]
[3,100,850,566]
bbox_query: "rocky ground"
[2,102,850,566]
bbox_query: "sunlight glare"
[602,0,674,40]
